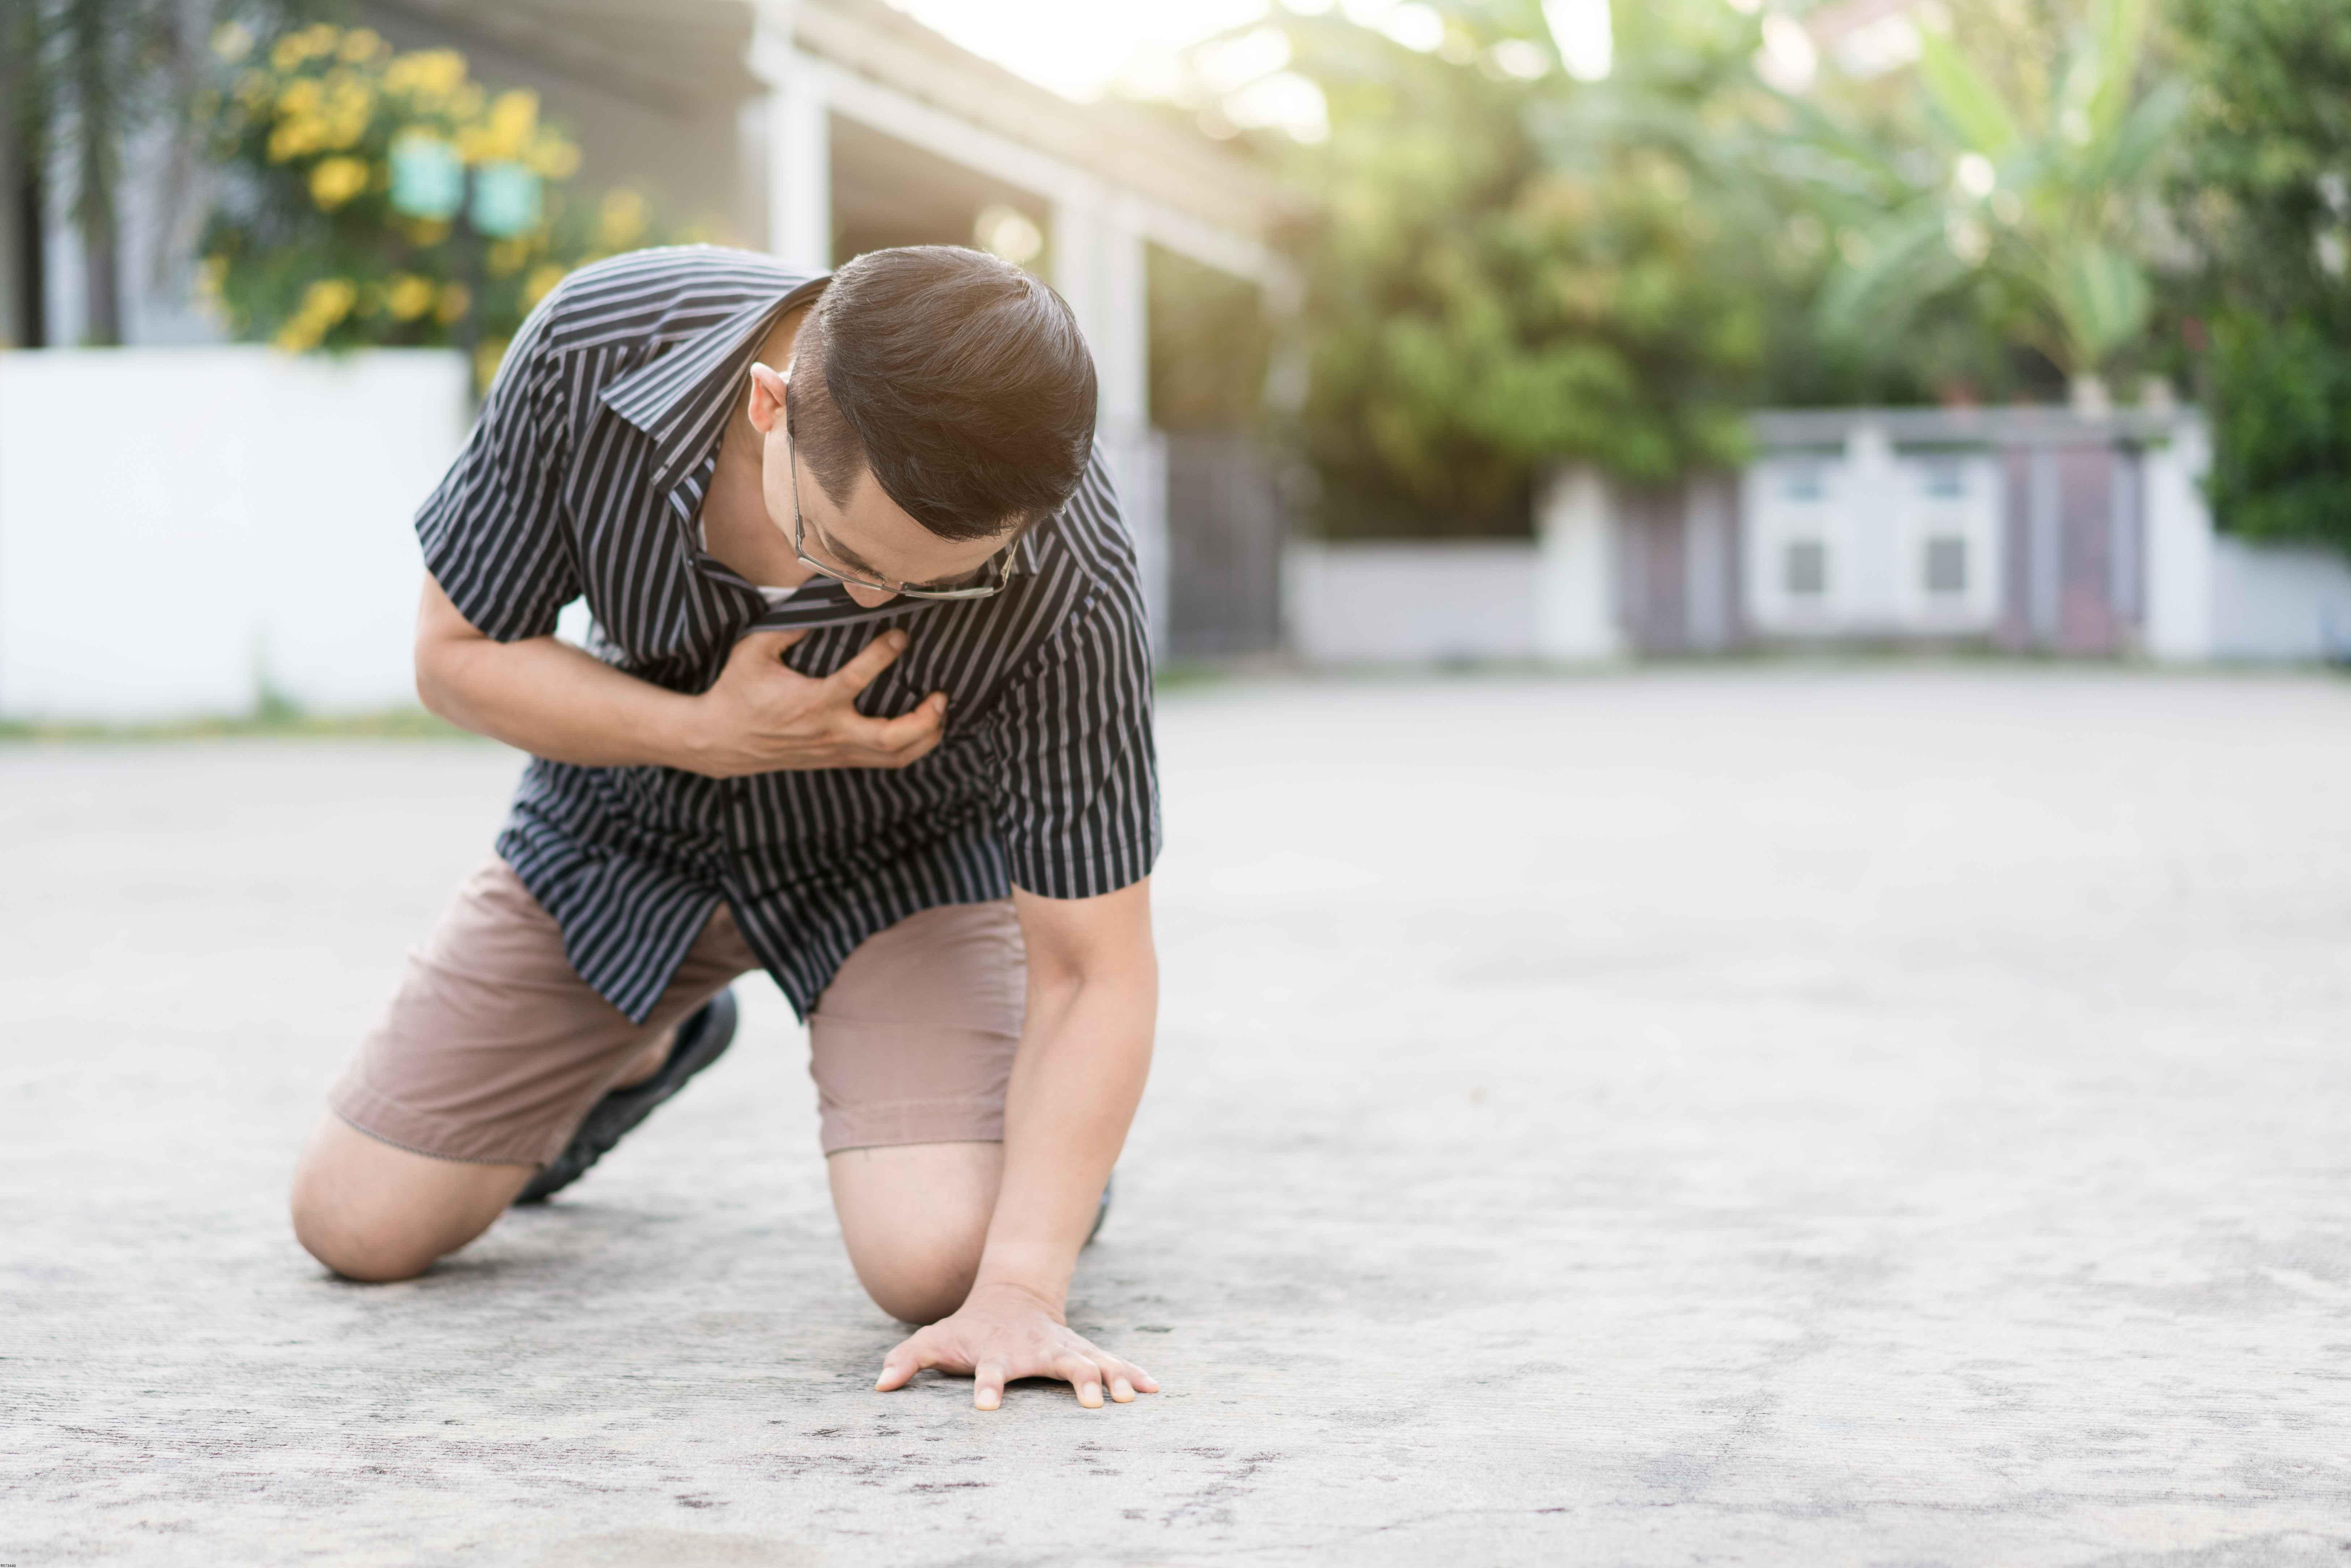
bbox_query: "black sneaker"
[514,989,740,1205]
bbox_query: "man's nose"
[845,583,901,609]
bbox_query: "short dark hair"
[787,246,1097,541]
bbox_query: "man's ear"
[747,360,790,436]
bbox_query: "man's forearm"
[421,630,705,770]
[972,966,1156,1313]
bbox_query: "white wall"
[2142,417,2214,661]
[0,347,469,718]
[1533,466,1623,661]
[1285,539,1538,664]
[2211,537,2351,662]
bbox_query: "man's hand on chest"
[681,627,947,779]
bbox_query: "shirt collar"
[598,272,830,498]
[597,268,1042,580]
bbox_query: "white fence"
[1287,409,2351,666]
[0,348,468,718]
[1283,539,1540,663]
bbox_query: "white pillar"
[2142,411,2214,662]
[763,47,830,271]
[1054,188,1165,653]
[1843,418,1899,627]
[1535,464,1624,661]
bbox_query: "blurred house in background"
[0,0,1292,717]
[1288,404,2351,666]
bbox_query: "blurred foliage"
[1799,0,2186,389]
[1196,0,2179,537]
[196,20,675,389]
[1148,243,1272,431]
[1,0,305,344]
[1253,0,1780,536]
[2167,0,2351,554]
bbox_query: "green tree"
[1250,0,1776,537]
[2168,0,2351,554]
[1802,0,2186,401]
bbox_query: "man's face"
[747,361,1018,609]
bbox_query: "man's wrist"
[969,1244,1076,1318]
[647,689,720,775]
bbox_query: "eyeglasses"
[783,419,1015,602]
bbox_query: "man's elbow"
[412,638,465,723]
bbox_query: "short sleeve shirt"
[414,245,1160,1022]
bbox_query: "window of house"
[1924,535,1967,595]
[1785,539,1827,597]
[1780,461,1826,501]
[1921,459,1967,498]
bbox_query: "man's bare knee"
[290,1193,444,1283]
[290,1114,532,1283]
[860,1231,987,1325]
[828,1142,1002,1324]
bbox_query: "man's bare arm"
[875,877,1160,1410]
[413,574,946,777]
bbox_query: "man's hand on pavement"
[873,1282,1161,1411]
[685,628,946,778]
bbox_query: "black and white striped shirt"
[417,246,1160,1022]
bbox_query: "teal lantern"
[388,133,464,220]
[470,162,543,239]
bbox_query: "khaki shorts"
[328,858,1025,1164]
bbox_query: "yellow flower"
[267,116,328,162]
[309,157,370,210]
[523,263,568,308]
[270,33,309,72]
[474,337,511,393]
[404,217,452,247]
[303,277,359,325]
[234,70,272,107]
[490,90,536,151]
[455,92,534,166]
[598,189,647,249]
[485,239,529,278]
[385,49,467,102]
[211,21,253,61]
[277,78,321,117]
[321,74,373,148]
[273,275,357,353]
[386,274,438,321]
[526,129,580,180]
[339,29,385,63]
[435,282,471,325]
[195,256,228,299]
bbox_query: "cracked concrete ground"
[6,668,2351,1567]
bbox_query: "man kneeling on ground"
[290,243,1161,1413]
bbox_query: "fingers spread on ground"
[1057,1354,1104,1408]
[973,1361,1007,1412]
[1089,1353,1136,1403]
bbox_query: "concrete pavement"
[5,668,2351,1565]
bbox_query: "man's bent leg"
[809,901,1026,1324]
[829,1142,1004,1324]
[293,858,758,1282]
[292,1118,534,1281]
